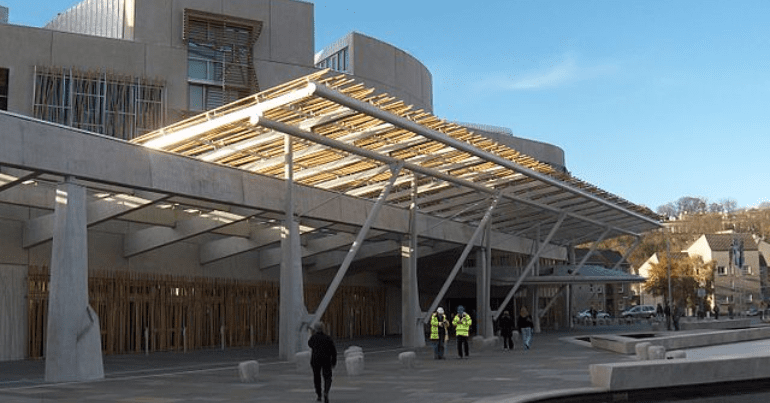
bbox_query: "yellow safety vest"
[453,313,471,336]
[430,313,447,340]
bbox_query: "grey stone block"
[648,345,666,360]
[344,346,363,359]
[295,350,311,372]
[666,350,687,359]
[398,351,417,368]
[635,342,651,360]
[238,360,259,382]
[345,353,364,376]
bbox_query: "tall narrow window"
[184,9,262,112]
[32,66,165,140]
[0,68,8,111]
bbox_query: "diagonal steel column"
[309,163,403,329]
[493,213,566,321]
[571,227,612,276]
[422,194,500,324]
[539,285,567,318]
[611,236,642,271]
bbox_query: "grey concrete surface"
[0,324,647,402]
[3,324,770,402]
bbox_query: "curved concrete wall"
[317,32,433,113]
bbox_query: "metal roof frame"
[133,70,662,247]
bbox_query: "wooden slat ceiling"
[132,70,661,245]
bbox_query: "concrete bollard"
[344,346,364,376]
[483,336,499,349]
[238,360,259,383]
[512,330,523,349]
[666,350,687,360]
[295,350,311,373]
[635,342,651,360]
[398,351,417,369]
[471,335,486,350]
[648,345,666,360]
[344,346,363,359]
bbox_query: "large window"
[33,66,165,140]
[0,68,8,111]
[184,9,261,112]
[315,47,349,73]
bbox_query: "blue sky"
[4,1,769,211]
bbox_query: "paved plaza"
[1,323,769,403]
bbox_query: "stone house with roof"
[686,233,764,314]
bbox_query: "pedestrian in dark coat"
[498,311,515,351]
[517,307,534,349]
[308,322,337,403]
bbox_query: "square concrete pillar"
[45,179,104,382]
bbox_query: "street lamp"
[667,238,672,330]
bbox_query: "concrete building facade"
[0,1,661,382]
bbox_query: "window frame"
[0,67,9,111]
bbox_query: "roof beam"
[24,191,169,248]
[310,81,660,228]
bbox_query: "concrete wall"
[0,0,317,124]
[0,264,27,361]
[348,32,433,112]
[471,129,566,172]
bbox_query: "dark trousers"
[433,337,445,358]
[502,334,513,349]
[312,363,332,397]
[457,335,469,357]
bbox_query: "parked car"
[620,305,656,319]
[745,307,759,316]
[576,309,611,319]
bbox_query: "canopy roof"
[133,70,661,245]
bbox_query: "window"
[717,266,727,276]
[184,9,261,112]
[32,66,165,140]
[316,47,349,73]
[0,68,8,110]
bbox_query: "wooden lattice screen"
[27,266,387,358]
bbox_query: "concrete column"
[279,136,308,360]
[45,178,104,382]
[476,247,492,338]
[401,177,423,348]
[401,237,423,347]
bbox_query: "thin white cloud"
[510,58,577,90]
[471,54,619,92]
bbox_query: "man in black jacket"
[308,322,337,403]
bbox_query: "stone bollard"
[295,350,311,373]
[398,351,417,369]
[483,336,499,350]
[666,350,687,360]
[648,345,666,360]
[635,342,651,360]
[345,346,364,376]
[471,335,486,350]
[512,330,522,349]
[238,360,259,383]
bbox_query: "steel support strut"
[309,163,404,329]
[493,213,566,321]
[422,194,500,324]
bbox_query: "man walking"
[308,322,337,403]
[453,305,472,358]
[430,307,449,359]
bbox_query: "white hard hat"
[437,307,444,314]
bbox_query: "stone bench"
[591,353,770,391]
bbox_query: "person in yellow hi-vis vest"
[452,305,472,358]
[430,307,449,359]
